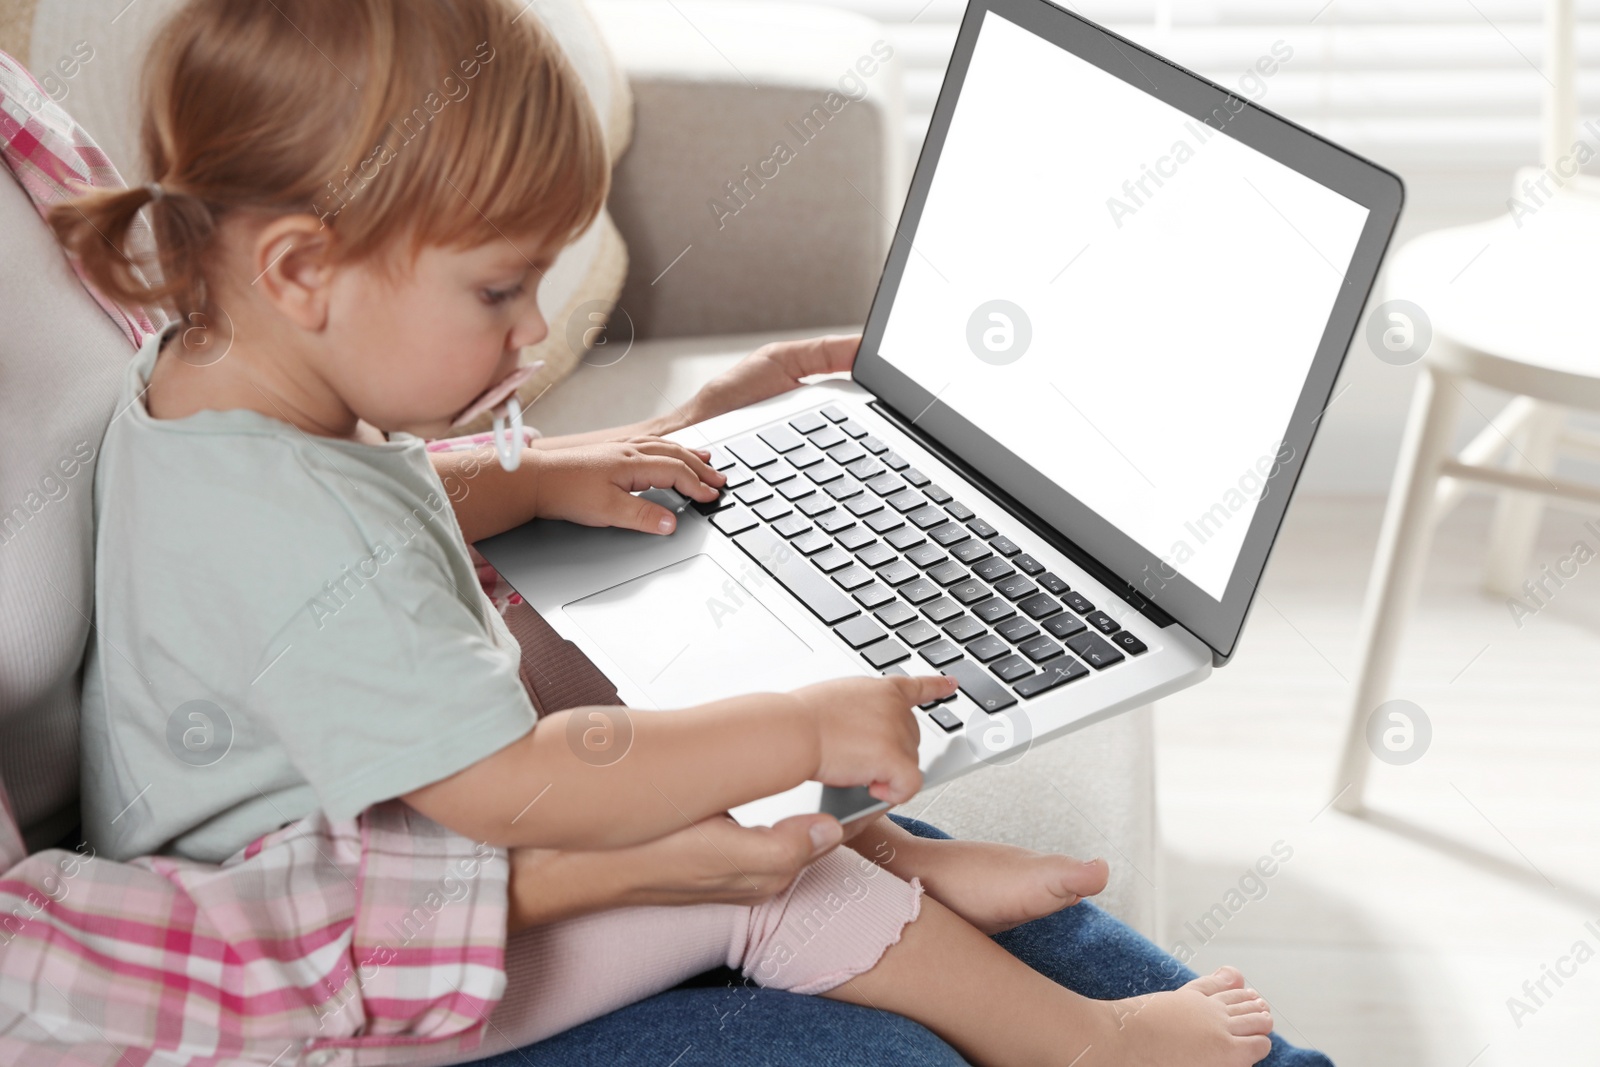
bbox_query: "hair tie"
[145,182,164,203]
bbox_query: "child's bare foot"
[1099,966,1273,1067]
[886,834,1110,934]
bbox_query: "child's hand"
[790,674,958,805]
[681,334,860,428]
[531,437,725,534]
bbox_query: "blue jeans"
[464,817,1333,1066]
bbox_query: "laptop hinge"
[868,399,1176,628]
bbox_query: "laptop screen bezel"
[852,0,1404,661]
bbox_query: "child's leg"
[851,814,1113,934]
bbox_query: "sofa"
[0,0,1160,967]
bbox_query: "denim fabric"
[463,816,1333,1066]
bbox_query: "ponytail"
[48,180,214,324]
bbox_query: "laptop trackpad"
[564,553,841,709]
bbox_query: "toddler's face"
[320,233,560,440]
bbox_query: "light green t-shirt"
[80,327,537,862]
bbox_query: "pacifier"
[450,361,543,471]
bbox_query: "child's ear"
[250,215,336,330]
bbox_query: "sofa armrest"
[589,0,905,340]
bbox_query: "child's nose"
[509,308,548,351]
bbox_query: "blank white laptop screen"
[876,10,1370,601]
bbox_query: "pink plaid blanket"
[1,49,526,1065]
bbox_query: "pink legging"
[469,845,924,1052]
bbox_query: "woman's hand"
[680,333,861,428]
[529,436,725,534]
[506,811,849,928]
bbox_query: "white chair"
[1332,170,1600,812]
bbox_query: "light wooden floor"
[1154,494,1600,1065]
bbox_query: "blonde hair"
[48,0,608,325]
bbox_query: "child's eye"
[481,283,526,306]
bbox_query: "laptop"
[477,0,1403,828]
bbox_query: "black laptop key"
[826,441,866,466]
[995,616,1039,644]
[711,506,758,536]
[967,517,997,538]
[942,614,986,642]
[1086,610,1121,635]
[722,464,755,488]
[834,615,885,649]
[709,445,739,470]
[860,434,888,455]
[943,659,1017,713]
[908,505,946,529]
[837,526,876,551]
[809,424,847,450]
[1065,631,1125,669]
[753,497,792,522]
[844,494,883,517]
[901,467,930,488]
[792,529,832,555]
[897,619,939,647]
[995,575,1039,601]
[778,477,817,501]
[1018,592,1061,620]
[838,419,869,439]
[812,545,852,573]
[923,484,953,505]
[815,510,855,534]
[885,526,926,550]
[888,489,924,513]
[1044,613,1087,639]
[772,513,812,539]
[990,536,1022,557]
[856,541,896,567]
[787,444,825,468]
[733,526,858,625]
[972,598,1016,625]
[923,703,964,731]
[927,560,968,587]
[952,539,992,565]
[797,494,834,517]
[866,510,905,534]
[866,472,904,496]
[825,478,863,501]
[929,522,971,548]
[949,578,991,605]
[967,634,1009,662]
[880,449,909,471]
[728,436,779,468]
[1111,630,1149,656]
[832,565,874,591]
[790,410,828,435]
[758,425,804,453]
[874,601,917,628]
[1062,591,1096,615]
[846,458,884,481]
[758,461,797,485]
[821,404,849,423]
[919,638,963,668]
[1019,634,1064,663]
[899,577,941,604]
[806,462,844,485]
[1038,572,1070,595]
[904,543,948,569]
[990,654,1034,683]
[1013,553,1045,576]
[921,596,962,623]
[945,500,976,522]
[1014,656,1089,697]
[854,582,896,609]
[973,558,1015,584]
[691,491,730,516]
[877,559,919,586]
[860,638,910,669]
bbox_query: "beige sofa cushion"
[24,0,633,433]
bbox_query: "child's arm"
[433,436,724,544]
[402,673,955,851]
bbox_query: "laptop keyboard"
[698,403,1148,732]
